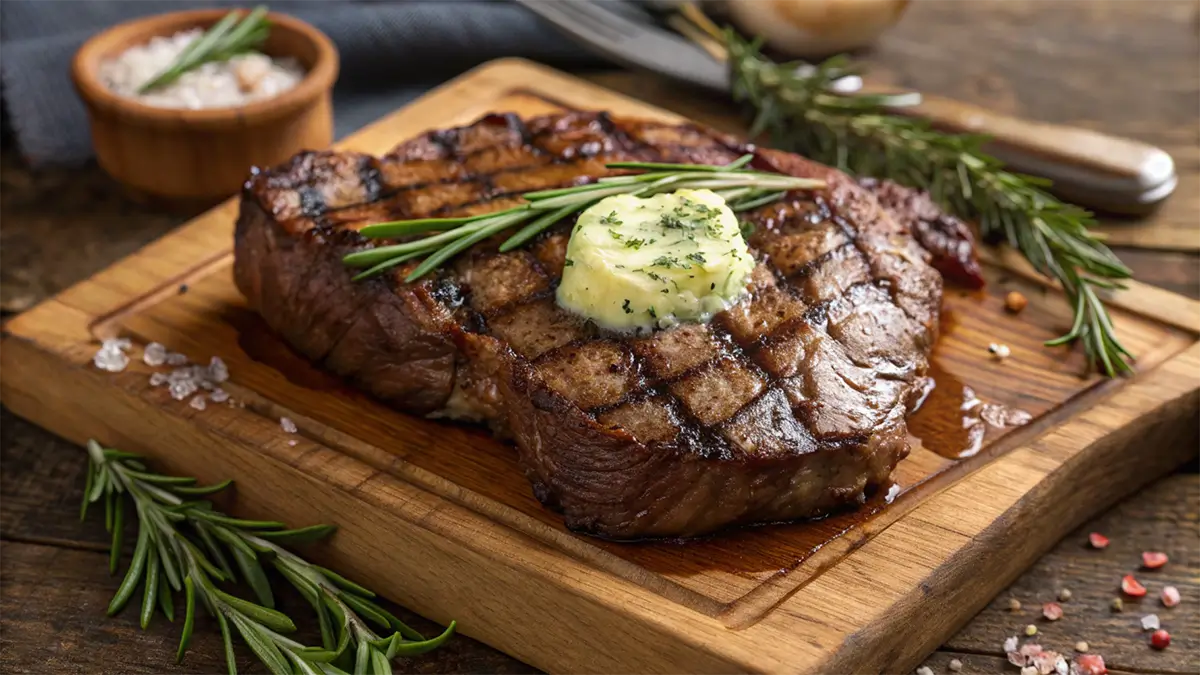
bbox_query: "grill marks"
[238,111,953,537]
[249,111,935,454]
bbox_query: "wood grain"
[869,0,1200,249]
[2,60,1198,674]
[0,407,537,675]
[2,407,1193,675]
[939,473,1200,673]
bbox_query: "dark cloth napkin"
[0,0,602,166]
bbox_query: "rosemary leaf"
[141,544,160,629]
[195,522,237,580]
[85,440,455,674]
[390,623,456,656]
[81,457,95,522]
[344,160,824,282]
[158,573,176,622]
[213,611,236,675]
[109,493,124,573]
[186,509,286,530]
[108,523,149,616]
[253,523,338,545]
[172,478,234,496]
[720,30,1134,376]
[337,593,391,631]
[232,544,275,609]
[499,203,582,252]
[213,588,296,633]
[177,577,196,662]
[313,565,377,598]
[230,612,293,675]
[138,7,270,94]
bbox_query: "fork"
[517,0,1176,213]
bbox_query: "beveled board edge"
[3,58,1199,674]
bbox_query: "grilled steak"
[234,111,979,539]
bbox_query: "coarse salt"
[190,395,207,411]
[1141,614,1160,631]
[288,439,298,447]
[1004,636,1020,653]
[149,372,168,387]
[169,378,198,401]
[166,352,189,366]
[280,417,297,434]
[988,343,1011,361]
[98,30,305,110]
[143,341,167,366]
[210,388,230,403]
[208,356,229,383]
[93,338,131,372]
[948,659,963,672]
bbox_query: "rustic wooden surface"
[4,55,1199,673]
[2,0,1197,673]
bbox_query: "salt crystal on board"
[1141,614,1160,631]
[190,395,207,411]
[208,356,229,383]
[1004,636,1020,653]
[169,379,198,401]
[143,342,167,366]
[210,388,230,403]
[166,352,189,366]
[280,417,297,433]
[149,372,168,386]
[93,338,131,372]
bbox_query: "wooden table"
[1,1,1197,673]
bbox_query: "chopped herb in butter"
[556,189,755,332]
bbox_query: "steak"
[234,111,980,539]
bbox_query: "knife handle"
[884,93,1176,205]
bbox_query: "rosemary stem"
[720,29,1134,376]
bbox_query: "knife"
[519,0,1176,214]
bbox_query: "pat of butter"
[557,189,755,332]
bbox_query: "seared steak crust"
[234,112,965,539]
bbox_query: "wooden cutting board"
[3,60,1199,675]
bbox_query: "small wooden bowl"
[72,9,338,207]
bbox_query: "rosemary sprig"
[82,439,454,675]
[342,155,823,282]
[718,31,1134,376]
[138,6,270,93]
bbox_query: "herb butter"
[556,189,755,332]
